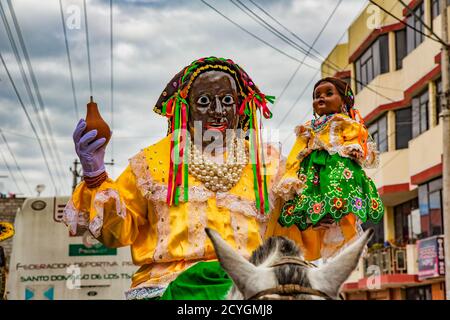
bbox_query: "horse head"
[205,228,373,300]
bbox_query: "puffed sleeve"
[273,125,310,201]
[63,165,149,248]
[340,119,379,169]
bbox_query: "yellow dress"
[63,134,295,299]
[273,113,379,261]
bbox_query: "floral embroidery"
[333,198,344,210]
[312,202,323,215]
[286,204,295,216]
[343,168,353,180]
[352,197,363,211]
[298,173,307,184]
[371,199,379,210]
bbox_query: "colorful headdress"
[153,57,275,214]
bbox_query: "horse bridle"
[246,256,341,300]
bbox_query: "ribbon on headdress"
[161,90,190,206]
[239,89,275,214]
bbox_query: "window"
[432,0,450,20]
[432,0,440,20]
[395,107,412,149]
[395,29,407,69]
[436,78,442,124]
[406,2,425,53]
[418,178,443,238]
[394,198,419,244]
[412,90,429,138]
[355,34,389,92]
[406,285,432,300]
[363,220,385,247]
[368,115,388,153]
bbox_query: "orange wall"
[431,282,446,300]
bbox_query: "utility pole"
[70,159,115,192]
[70,159,82,193]
[440,0,450,300]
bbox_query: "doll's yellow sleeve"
[340,119,379,168]
[273,126,309,201]
[63,165,148,248]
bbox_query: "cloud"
[0,0,366,196]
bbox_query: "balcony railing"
[363,246,408,277]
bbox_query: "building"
[321,0,449,300]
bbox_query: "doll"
[274,77,384,259]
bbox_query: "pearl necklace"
[188,138,248,192]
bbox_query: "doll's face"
[313,82,344,116]
[188,71,239,148]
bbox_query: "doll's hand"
[312,216,336,231]
[350,150,361,159]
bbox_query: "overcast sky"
[0,0,367,197]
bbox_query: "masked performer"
[63,57,289,300]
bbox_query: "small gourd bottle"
[84,96,111,145]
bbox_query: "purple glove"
[73,119,107,178]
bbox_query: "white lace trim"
[62,190,127,238]
[273,177,305,201]
[62,200,89,236]
[153,202,172,262]
[125,286,166,300]
[130,150,278,222]
[361,141,380,169]
[129,151,214,203]
[89,189,127,238]
[293,116,380,169]
[185,202,208,260]
[216,192,270,222]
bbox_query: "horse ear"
[308,228,374,299]
[205,228,271,298]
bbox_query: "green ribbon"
[248,110,261,212]
[173,97,181,206]
[183,132,189,203]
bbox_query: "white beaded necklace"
[188,137,248,192]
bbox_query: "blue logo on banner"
[25,286,54,300]
[25,287,34,300]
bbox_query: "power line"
[274,0,364,131]
[397,0,447,46]
[6,0,68,190]
[248,0,342,71]
[277,69,321,132]
[205,0,401,110]
[0,1,66,191]
[229,0,322,64]
[59,0,79,119]
[0,143,23,195]
[0,129,32,195]
[0,52,59,194]
[274,0,343,103]
[368,0,446,46]
[200,0,318,67]
[110,0,115,177]
[83,0,93,96]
